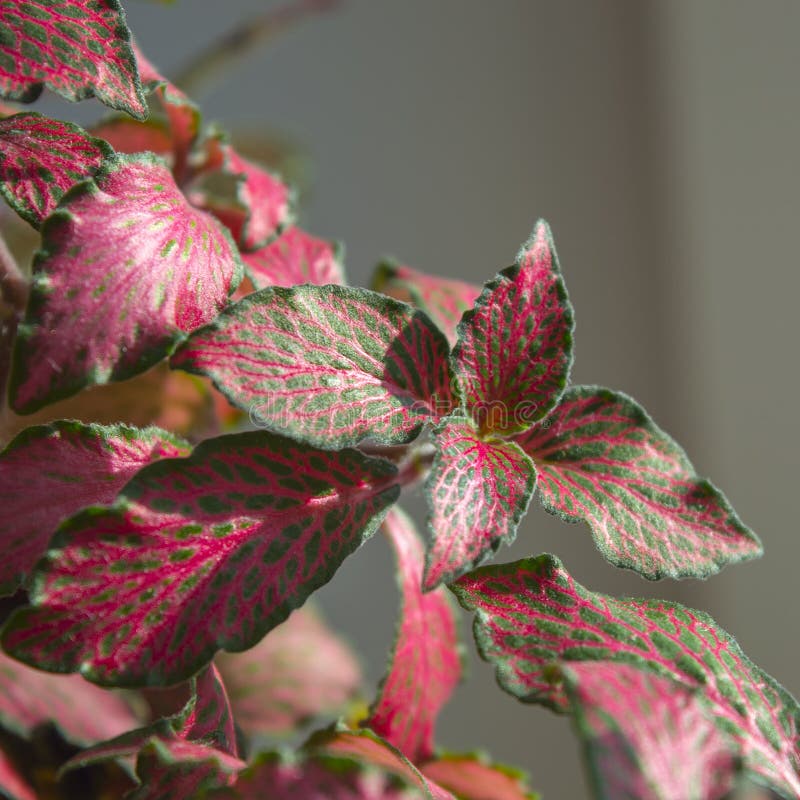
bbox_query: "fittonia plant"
[0,1,793,799]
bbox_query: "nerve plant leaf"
[514,387,760,579]
[424,416,535,589]
[215,604,362,738]
[452,220,573,434]
[172,285,455,449]
[0,750,35,800]
[2,430,400,686]
[367,508,461,761]
[372,261,481,346]
[452,555,800,798]
[0,649,139,746]
[561,661,737,800]
[210,750,427,800]
[244,226,346,289]
[0,421,189,595]
[10,153,244,414]
[0,112,111,227]
[0,0,146,118]
[420,754,538,800]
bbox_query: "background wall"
[116,2,800,795]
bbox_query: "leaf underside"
[2,429,399,687]
[367,508,461,762]
[515,386,761,579]
[0,0,146,118]
[0,421,189,595]
[0,112,111,227]
[424,416,536,589]
[10,153,243,414]
[172,285,455,449]
[451,220,574,434]
[420,754,539,800]
[562,661,737,800]
[452,555,800,798]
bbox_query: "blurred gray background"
[115,1,800,795]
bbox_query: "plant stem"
[175,0,342,95]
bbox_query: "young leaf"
[451,220,573,434]
[244,226,346,289]
[424,416,536,589]
[372,261,481,346]
[210,750,427,800]
[0,112,111,227]
[0,0,146,118]
[2,430,400,686]
[367,508,461,761]
[172,285,455,449]
[195,143,292,252]
[0,421,189,595]
[10,153,244,414]
[0,649,139,746]
[515,386,761,579]
[561,661,737,800]
[452,555,800,798]
[308,727,454,800]
[215,604,362,738]
[420,754,539,800]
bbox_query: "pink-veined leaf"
[63,664,237,774]
[0,649,139,746]
[198,143,293,251]
[0,112,111,227]
[367,508,461,761]
[514,386,761,579]
[0,749,35,800]
[171,285,455,449]
[420,754,538,800]
[243,226,346,289]
[91,115,173,158]
[128,739,243,800]
[210,749,427,800]
[308,726,454,800]
[373,261,481,347]
[215,604,362,738]
[9,153,244,414]
[560,661,737,800]
[2,429,400,686]
[0,420,189,595]
[452,554,800,798]
[0,0,146,118]
[132,44,200,183]
[424,415,535,589]
[451,220,573,435]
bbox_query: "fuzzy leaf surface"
[452,220,573,434]
[215,604,361,738]
[10,153,243,414]
[452,555,800,797]
[0,0,146,118]
[0,112,110,227]
[2,430,399,686]
[515,386,761,579]
[0,649,139,746]
[0,421,189,594]
[244,226,346,289]
[368,508,461,761]
[420,754,538,800]
[562,661,736,800]
[373,262,480,346]
[211,750,426,800]
[424,416,535,589]
[172,285,454,449]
